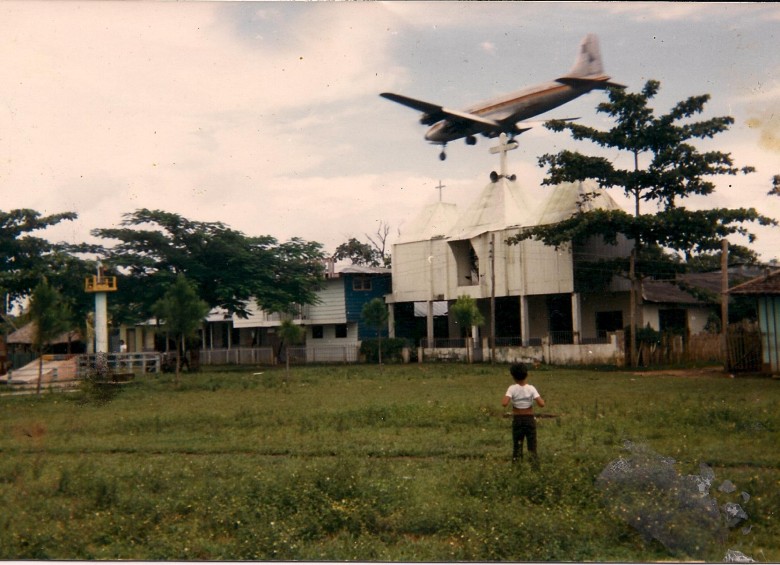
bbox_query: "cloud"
[480,41,497,55]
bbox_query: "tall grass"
[0,364,777,561]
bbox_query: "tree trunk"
[175,336,182,384]
[36,350,43,395]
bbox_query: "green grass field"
[0,364,777,561]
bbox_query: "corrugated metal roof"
[336,265,391,275]
[729,269,780,295]
[6,322,82,345]
[535,180,623,226]
[641,279,705,305]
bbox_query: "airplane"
[380,33,624,161]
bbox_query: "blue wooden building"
[730,270,780,374]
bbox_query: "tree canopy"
[333,221,393,267]
[508,80,776,261]
[0,209,79,312]
[92,209,325,323]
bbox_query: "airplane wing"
[380,93,447,125]
[381,92,502,130]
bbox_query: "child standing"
[501,363,545,463]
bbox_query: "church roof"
[396,201,460,244]
[534,180,623,226]
[448,176,537,241]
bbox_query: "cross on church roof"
[435,180,446,202]
[489,133,518,177]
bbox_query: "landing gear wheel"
[465,135,477,146]
[439,150,447,161]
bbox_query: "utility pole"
[721,238,729,362]
[490,234,496,364]
[629,248,637,367]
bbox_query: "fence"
[77,352,162,376]
[199,347,275,366]
[199,345,360,366]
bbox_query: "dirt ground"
[631,366,731,378]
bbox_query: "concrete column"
[520,295,529,346]
[94,293,108,353]
[427,301,435,346]
[388,303,396,338]
[571,292,582,345]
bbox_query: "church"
[385,135,638,363]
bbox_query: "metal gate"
[726,326,762,372]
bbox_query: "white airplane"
[381,33,623,161]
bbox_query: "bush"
[359,338,409,363]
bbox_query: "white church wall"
[522,239,574,295]
[392,239,451,303]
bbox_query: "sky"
[2,1,779,262]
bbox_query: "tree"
[769,174,780,197]
[0,209,78,314]
[333,221,394,267]
[92,209,325,323]
[365,221,393,268]
[450,295,485,339]
[333,238,381,267]
[508,80,776,365]
[153,275,210,383]
[278,319,304,381]
[29,279,71,394]
[361,297,388,367]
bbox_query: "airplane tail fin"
[566,33,604,78]
[557,33,625,89]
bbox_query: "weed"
[0,365,777,561]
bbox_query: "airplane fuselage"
[424,80,597,144]
[381,34,622,159]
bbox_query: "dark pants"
[512,415,537,462]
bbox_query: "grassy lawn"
[0,363,777,561]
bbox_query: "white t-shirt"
[505,383,540,410]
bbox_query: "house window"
[596,311,623,338]
[353,276,372,291]
[312,325,324,339]
[659,309,687,335]
[335,324,348,338]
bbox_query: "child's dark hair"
[510,363,528,382]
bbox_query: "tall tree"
[508,80,775,365]
[153,275,209,383]
[29,279,71,394]
[361,297,389,367]
[92,209,325,323]
[0,209,78,313]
